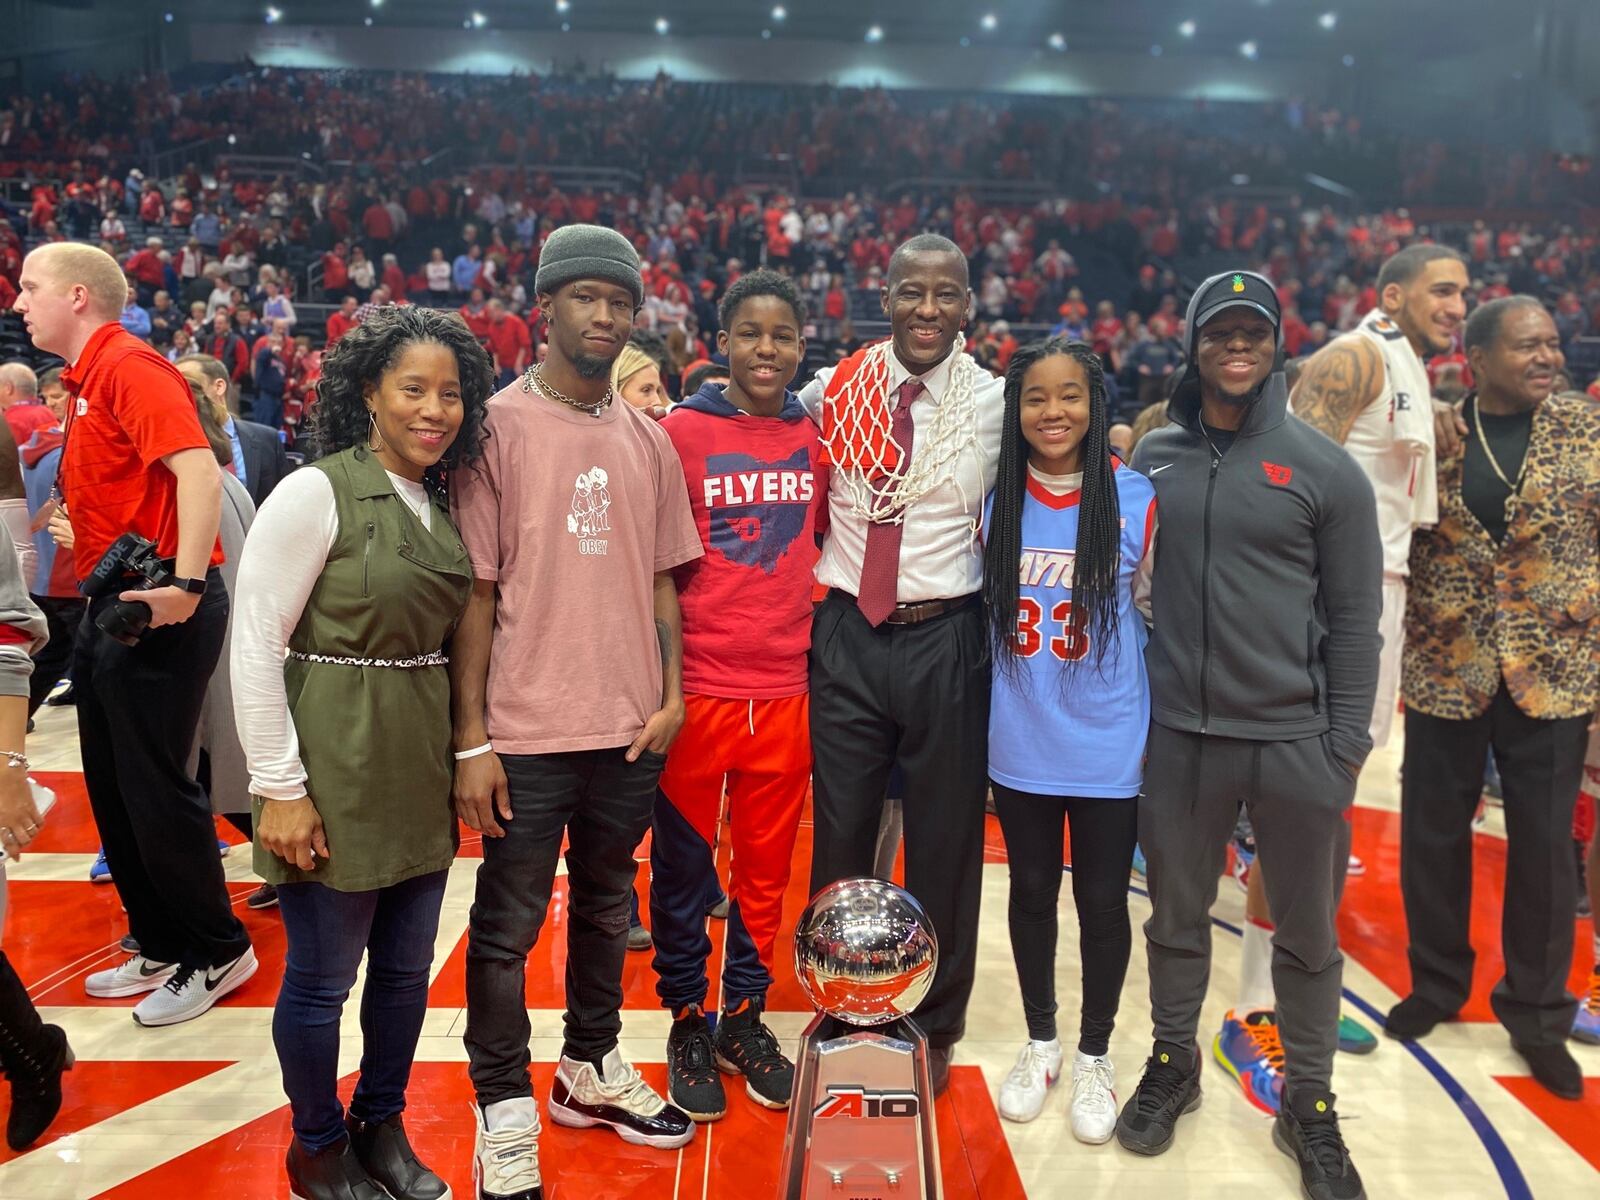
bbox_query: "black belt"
[830,589,979,625]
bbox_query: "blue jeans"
[273,869,449,1151]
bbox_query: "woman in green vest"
[231,305,493,1200]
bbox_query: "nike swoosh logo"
[138,961,170,978]
[203,964,236,992]
[1149,464,1173,475]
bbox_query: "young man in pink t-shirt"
[450,225,704,1199]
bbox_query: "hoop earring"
[366,411,383,453]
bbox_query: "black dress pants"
[27,595,85,715]
[74,578,251,969]
[807,590,990,1048]
[1401,681,1588,1045]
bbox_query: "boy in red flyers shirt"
[651,270,828,1120]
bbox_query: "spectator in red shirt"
[483,299,532,388]
[321,246,350,302]
[361,199,394,251]
[324,296,360,347]
[380,253,407,302]
[203,312,250,384]
[13,241,253,1025]
[124,237,166,306]
[457,288,492,343]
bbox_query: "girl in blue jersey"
[981,338,1156,1142]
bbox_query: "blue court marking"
[1109,873,1535,1199]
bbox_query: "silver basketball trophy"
[779,877,941,1198]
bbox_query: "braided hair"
[983,338,1123,688]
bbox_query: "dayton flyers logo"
[812,1085,922,1120]
[702,448,815,574]
[1261,461,1293,487]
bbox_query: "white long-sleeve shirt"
[798,349,1005,603]
[231,466,431,801]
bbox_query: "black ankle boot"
[347,1112,449,1199]
[286,1136,390,1200]
[0,951,74,1151]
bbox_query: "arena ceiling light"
[555,0,570,11]
[370,0,383,8]
[264,6,282,23]
[980,13,998,32]
[865,24,884,43]
[771,5,787,20]
[1319,11,1338,30]
[1178,19,1196,38]
[1239,39,1259,59]
[1048,32,1066,51]
[655,16,670,34]
[470,10,487,28]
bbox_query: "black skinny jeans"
[990,782,1138,1056]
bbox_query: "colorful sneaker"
[1231,840,1255,893]
[1337,1014,1378,1056]
[548,1047,694,1149]
[997,1038,1063,1123]
[89,848,112,884]
[217,838,232,857]
[1213,1008,1284,1115]
[666,1006,726,1122]
[1130,845,1147,882]
[1573,969,1600,1046]
[131,947,258,1027]
[84,954,177,998]
[1068,1051,1117,1144]
[712,999,794,1110]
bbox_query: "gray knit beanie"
[534,223,643,306]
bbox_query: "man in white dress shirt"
[797,234,1005,1093]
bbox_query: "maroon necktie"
[856,380,922,626]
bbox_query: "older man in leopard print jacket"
[1390,295,1600,1102]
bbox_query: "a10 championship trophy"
[778,878,942,1198]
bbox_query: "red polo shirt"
[483,313,531,368]
[60,323,224,581]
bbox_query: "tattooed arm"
[627,571,688,760]
[1290,335,1385,445]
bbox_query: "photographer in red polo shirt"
[12,244,254,1028]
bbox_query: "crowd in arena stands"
[4,70,1599,443]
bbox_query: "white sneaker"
[548,1047,694,1149]
[997,1038,1063,1123]
[131,947,258,1027]
[84,954,178,998]
[474,1098,542,1198]
[1068,1050,1118,1144]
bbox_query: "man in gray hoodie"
[1118,271,1381,1200]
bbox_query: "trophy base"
[777,1012,941,1199]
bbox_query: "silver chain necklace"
[522,362,614,418]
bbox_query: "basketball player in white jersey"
[1212,245,1470,1113]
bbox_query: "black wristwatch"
[171,575,208,595]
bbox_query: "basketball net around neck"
[821,340,982,526]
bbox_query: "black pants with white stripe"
[807,590,990,1049]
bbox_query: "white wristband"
[453,742,494,761]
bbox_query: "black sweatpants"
[808,590,990,1048]
[1401,683,1587,1045]
[27,595,85,716]
[990,782,1138,1056]
[75,577,251,969]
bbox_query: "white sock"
[1237,917,1277,1014]
[483,1096,540,1132]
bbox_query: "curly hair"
[309,306,494,490]
[718,268,807,330]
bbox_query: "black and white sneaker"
[473,1099,542,1199]
[1273,1089,1366,1200]
[1114,1040,1202,1156]
[548,1048,694,1149]
[712,999,794,1110]
[667,1006,726,1121]
[347,1112,450,1199]
[132,947,258,1027]
[84,954,176,999]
